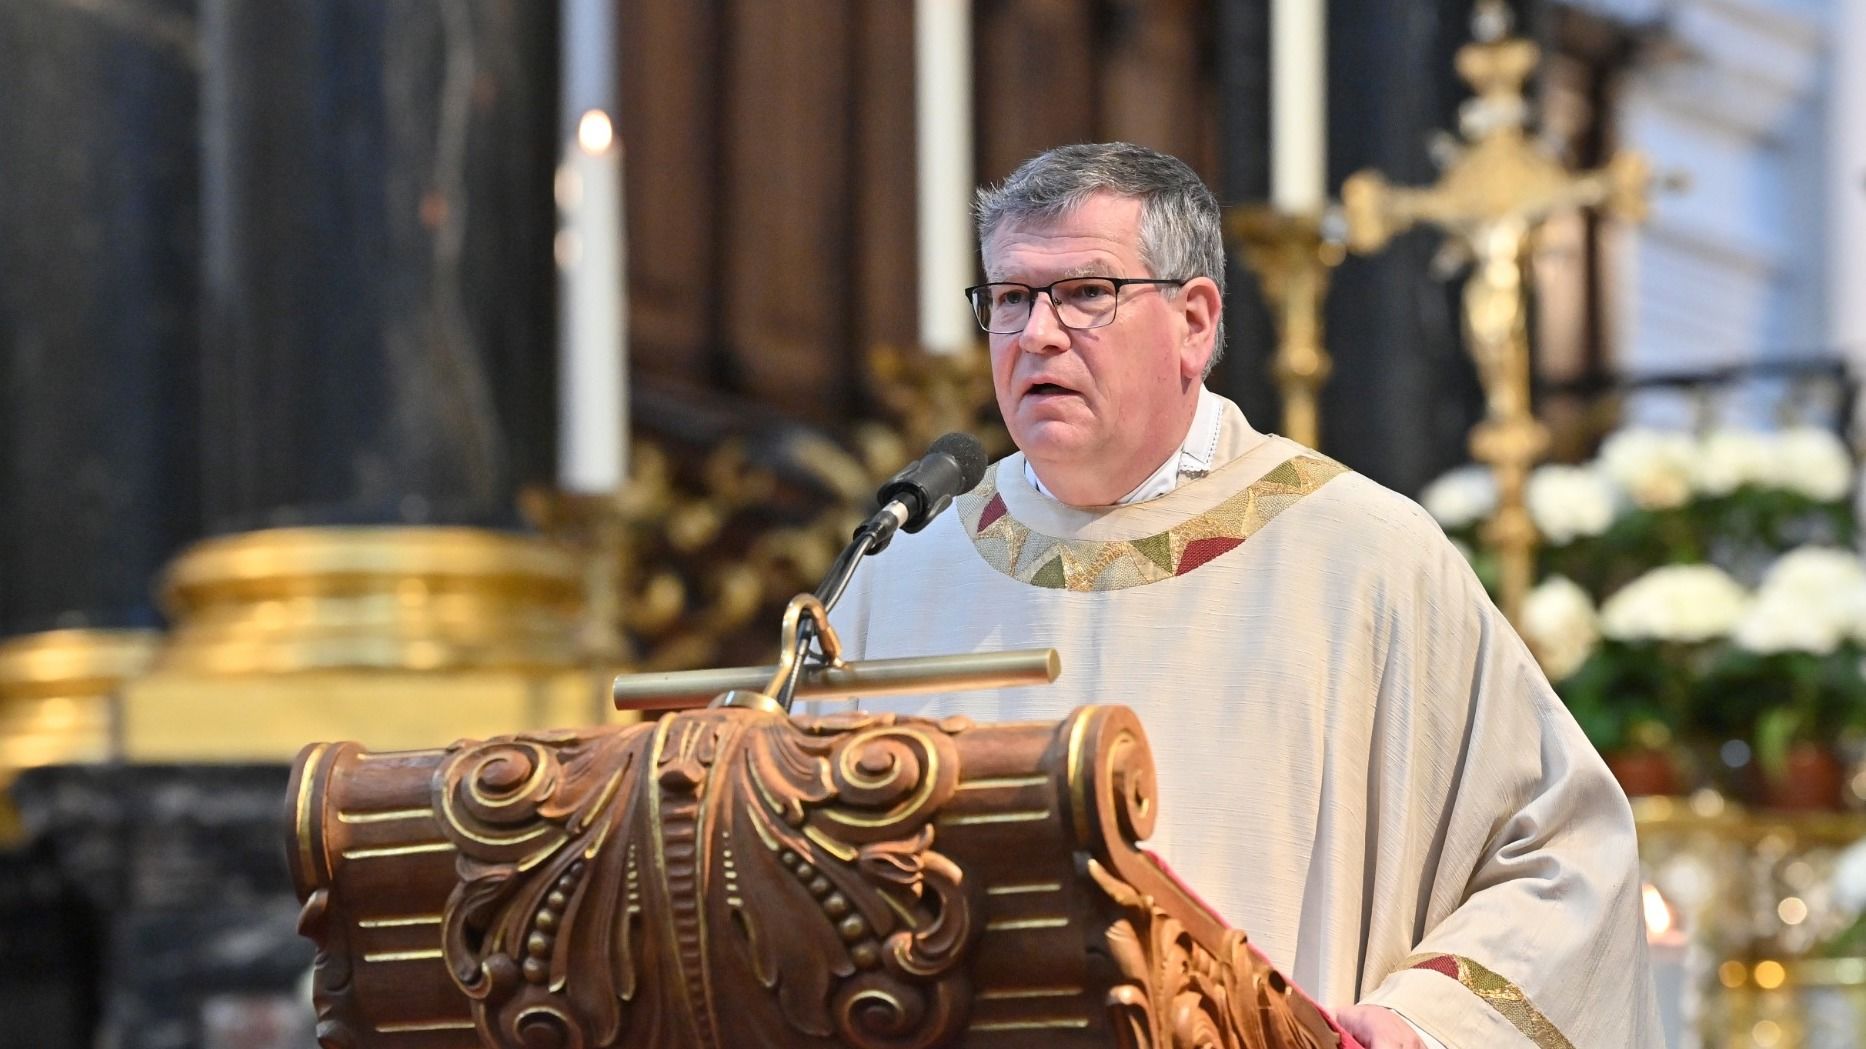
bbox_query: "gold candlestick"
[1340,0,1652,623]
[1228,207,1345,451]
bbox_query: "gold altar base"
[118,667,612,762]
[117,525,617,762]
[157,527,586,675]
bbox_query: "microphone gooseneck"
[779,433,988,710]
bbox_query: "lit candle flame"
[1642,882,1676,937]
[577,109,615,155]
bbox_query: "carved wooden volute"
[288,705,1342,1049]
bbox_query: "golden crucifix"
[1341,0,1651,624]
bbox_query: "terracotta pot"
[1762,742,1846,812]
[1604,747,1680,799]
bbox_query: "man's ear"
[1178,276,1222,380]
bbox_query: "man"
[823,143,1659,1047]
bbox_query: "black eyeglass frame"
[962,276,1191,334]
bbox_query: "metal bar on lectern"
[612,648,1061,711]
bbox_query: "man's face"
[982,192,1213,498]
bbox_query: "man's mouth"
[1027,381,1074,397]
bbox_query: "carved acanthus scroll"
[433,709,976,1049]
[1093,860,1329,1049]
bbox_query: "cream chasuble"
[818,396,1661,1049]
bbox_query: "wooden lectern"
[288,697,1347,1048]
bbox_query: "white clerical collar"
[1025,385,1227,505]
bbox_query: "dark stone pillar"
[1320,0,1492,496]
[0,841,98,1047]
[13,764,310,1049]
[197,0,560,534]
[0,0,202,635]
[1210,0,1280,431]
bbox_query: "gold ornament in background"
[0,628,160,766]
[857,342,1013,477]
[530,438,867,676]
[532,344,1010,680]
[1635,794,1866,1044]
[1227,209,1346,450]
[0,628,161,842]
[1341,0,1656,624]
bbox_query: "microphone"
[870,432,988,545]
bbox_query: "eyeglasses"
[964,276,1190,334]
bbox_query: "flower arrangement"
[1421,425,1864,806]
[1826,836,1866,958]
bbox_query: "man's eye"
[1065,282,1111,303]
[995,288,1029,307]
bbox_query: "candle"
[915,0,975,354]
[1270,0,1326,214]
[557,0,628,493]
[1642,883,1693,1049]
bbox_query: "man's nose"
[1016,292,1069,353]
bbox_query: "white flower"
[1733,590,1844,655]
[1521,576,1599,681]
[1753,547,1866,647]
[1691,429,1776,496]
[1834,837,1866,916]
[1771,427,1854,502]
[1762,547,1866,596]
[1599,564,1749,644]
[1526,465,1617,544]
[1420,465,1496,530]
[1599,429,1697,510]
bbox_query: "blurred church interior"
[2,0,1863,1046]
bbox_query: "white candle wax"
[1270,0,1327,214]
[1647,931,1690,1049]
[915,0,975,354]
[557,116,628,494]
[557,0,628,494]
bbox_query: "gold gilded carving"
[1068,707,1339,1049]
[1092,861,1330,1049]
[432,708,978,1049]
[356,915,443,929]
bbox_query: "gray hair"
[974,142,1227,370]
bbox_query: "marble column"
[1211,0,1281,429]
[1318,0,1495,494]
[196,0,560,533]
[0,0,202,636]
[13,764,310,1049]
[0,841,96,1046]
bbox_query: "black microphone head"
[930,432,988,492]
